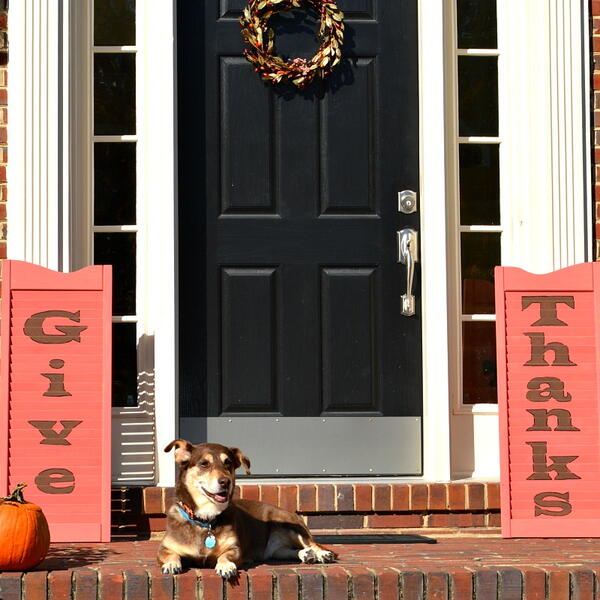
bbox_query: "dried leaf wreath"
[240,0,345,88]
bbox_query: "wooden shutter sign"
[495,263,600,537]
[0,260,112,542]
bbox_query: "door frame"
[8,0,453,485]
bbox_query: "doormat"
[313,534,436,545]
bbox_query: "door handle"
[397,228,419,317]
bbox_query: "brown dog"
[158,440,335,577]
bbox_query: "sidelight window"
[452,0,501,407]
[92,0,138,408]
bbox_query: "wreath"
[240,0,345,88]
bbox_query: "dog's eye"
[199,460,210,469]
[223,458,231,468]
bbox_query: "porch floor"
[3,530,600,599]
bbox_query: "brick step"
[111,481,502,535]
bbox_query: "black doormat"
[313,534,436,545]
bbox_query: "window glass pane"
[459,144,500,225]
[112,323,137,406]
[94,142,136,225]
[94,232,136,315]
[95,0,136,46]
[458,56,498,137]
[94,53,136,135]
[462,321,497,404]
[457,0,497,49]
[461,232,500,314]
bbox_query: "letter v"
[28,420,83,445]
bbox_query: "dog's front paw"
[215,560,238,579]
[161,560,182,574]
[315,549,335,563]
[299,548,318,564]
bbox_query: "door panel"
[178,1,422,474]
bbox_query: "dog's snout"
[218,477,231,489]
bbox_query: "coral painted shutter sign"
[0,260,112,542]
[496,263,600,537]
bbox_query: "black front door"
[178,0,422,475]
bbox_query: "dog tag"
[205,533,217,549]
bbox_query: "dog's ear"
[164,439,193,464]
[229,447,251,475]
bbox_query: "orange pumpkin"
[0,483,50,570]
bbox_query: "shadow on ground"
[38,546,122,570]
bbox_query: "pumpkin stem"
[2,482,28,503]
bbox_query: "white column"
[138,1,178,486]
[419,0,452,482]
[8,0,71,270]
[500,0,591,273]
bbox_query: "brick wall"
[0,1,7,263]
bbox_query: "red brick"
[123,568,149,600]
[317,484,335,511]
[199,571,224,600]
[0,165,7,182]
[466,483,485,510]
[400,571,424,599]
[144,487,163,513]
[0,572,23,600]
[355,484,373,511]
[426,572,449,600]
[299,570,324,600]
[522,569,546,600]
[248,567,274,600]
[572,570,594,600]
[594,1,600,16]
[373,568,399,600]
[486,482,501,510]
[73,568,98,600]
[49,570,73,600]
[410,484,429,511]
[260,485,279,507]
[274,568,299,600]
[374,484,392,511]
[336,484,355,511]
[474,570,497,600]
[307,514,364,529]
[23,571,48,600]
[324,567,349,599]
[226,571,249,600]
[487,512,501,528]
[428,484,447,511]
[298,484,317,511]
[174,570,199,598]
[391,484,410,511]
[147,515,167,531]
[447,483,466,510]
[449,570,473,600]
[98,569,124,599]
[0,88,7,105]
[548,571,569,599]
[366,513,422,528]
[499,569,522,600]
[0,12,7,29]
[278,485,298,512]
[148,568,174,600]
[427,514,453,528]
[347,567,375,599]
[240,484,260,501]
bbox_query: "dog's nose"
[218,477,230,489]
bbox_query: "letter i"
[41,359,72,397]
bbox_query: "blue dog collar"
[177,505,217,548]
